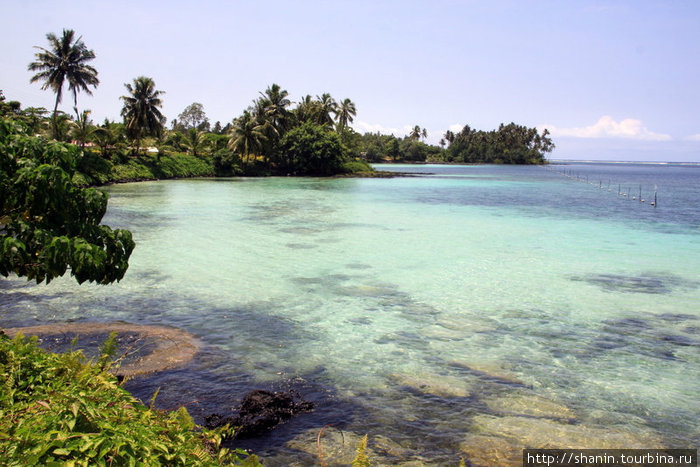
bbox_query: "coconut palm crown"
[120,76,166,154]
[228,110,267,165]
[336,98,357,133]
[28,29,99,138]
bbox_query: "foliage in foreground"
[0,332,261,466]
[0,118,134,284]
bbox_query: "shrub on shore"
[0,332,260,466]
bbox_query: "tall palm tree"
[335,98,357,134]
[260,83,291,133]
[120,76,166,155]
[315,93,337,128]
[28,29,99,139]
[228,110,267,165]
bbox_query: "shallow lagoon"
[2,163,699,464]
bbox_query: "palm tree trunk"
[52,95,60,140]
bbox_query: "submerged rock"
[335,284,403,298]
[286,428,378,466]
[284,428,423,466]
[569,272,699,294]
[205,389,314,439]
[389,372,473,398]
[482,393,576,421]
[460,415,663,466]
[449,359,527,387]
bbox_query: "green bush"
[341,160,375,174]
[0,333,260,466]
[278,122,347,176]
[75,150,114,185]
[211,149,242,176]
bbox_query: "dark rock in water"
[659,334,700,347]
[610,317,652,332]
[570,272,699,294]
[570,274,669,294]
[657,313,698,322]
[205,389,314,439]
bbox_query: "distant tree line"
[17,28,553,172]
[345,123,553,165]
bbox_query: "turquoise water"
[2,164,699,463]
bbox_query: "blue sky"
[2,0,700,161]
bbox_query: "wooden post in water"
[639,185,642,202]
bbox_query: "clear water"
[2,163,699,463]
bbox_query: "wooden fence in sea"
[542,165,657,207]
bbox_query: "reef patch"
[4,322,201,377]
[569,272,698,294]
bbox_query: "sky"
[2,0,700,161]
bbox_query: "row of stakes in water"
[545,167,657,207]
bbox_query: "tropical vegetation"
[21,29,553,173]
[0,117,134,285]
[0,332,260,466]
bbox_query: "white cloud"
[539,116,671,141]
[355,121,414,137]
[686,134,700,141]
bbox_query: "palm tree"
[228,110,267,165]
[409,125,422,140]
[71,108,93,148]
[45,111,74,142]
[335,98,357,134]
[295,94,316,124]
[120,76,166,155]
[184,128,207,156]
[92,125,118,158]
[28,29,99,139]
[315,93,337,128]
[260,83,291,133]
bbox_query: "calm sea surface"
[2,163,699,464]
